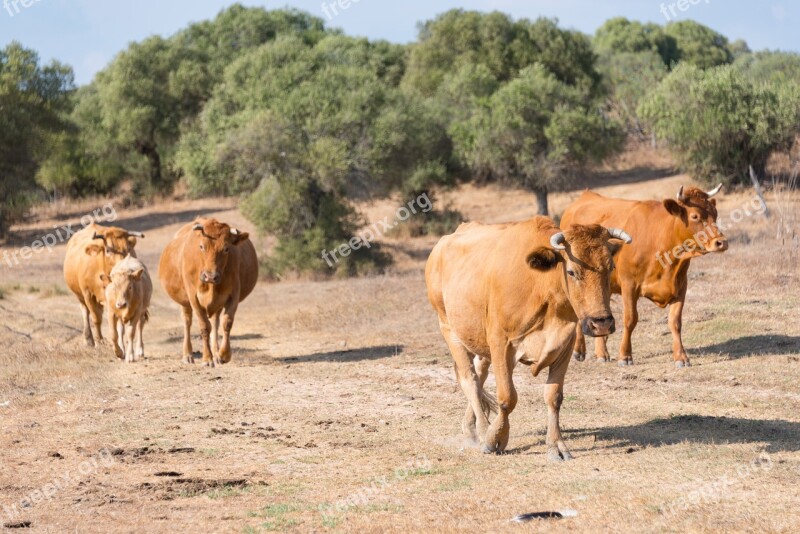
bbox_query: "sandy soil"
[1,169,799,533]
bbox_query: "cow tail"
[142,310,150,324]
[480,388,499,417]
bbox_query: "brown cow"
[426,217,631,460]
[159,218,258,367]
[561,185,728,368]
[101,255,153,363]
[64,224,144,347]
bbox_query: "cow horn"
[706,183,723,197]
[192,223,204,231]
[127,231,145,238]
[550,232,567,250]
[676,186,687,203]
[607,228,632,244]
[230,228,239,236]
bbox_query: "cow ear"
[526,247,560,270]
[127,236,137,247]
[232,231,249,245]
[607,240,624,257]
[663,199,685,217]
[709,198,717,207]
[99,274,109,285]
[131,268,144,281]
[85,244,103,256]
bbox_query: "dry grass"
[1,170,799,533]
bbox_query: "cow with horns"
[561,184,728,368]
[159,218,258,367]
[63,224,145,347]
[426,217,632,460]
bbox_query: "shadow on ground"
[276,344,404,364]
[569,415,800,453]
[696,335,800,359]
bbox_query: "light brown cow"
[159,218,258,367]
[561,185,728,368]
[64,224,145,347]
[101,255,153,363]
[426,217,631,460]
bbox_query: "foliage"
[403,10,600,97]
[664,20,733,69]
[451,64,623,214]
[594,17,679,67]
[0,42,74,234]
[597,51,667,136]
[639,63,800,185]
[735,50,800,84]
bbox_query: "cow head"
[662,185,728,254]
[191,220,249,285]
[100,256,144,310]
[530,224,632,337]
[85,226,144,269]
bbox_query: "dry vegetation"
[1,166,799,533]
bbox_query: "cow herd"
[425,185,727,459]
[63,218,257,367]
[59,185,727,460]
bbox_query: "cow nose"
[712,238,728,252]
[201,271,221,285]
[582,315,615,337]
[116,301,127,309]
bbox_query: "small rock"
[48,452,64,459]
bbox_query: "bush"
[639,63,800,185]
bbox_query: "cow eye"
[690,213,700,221]
[566,269,577,278]
[200,244,205,251]
[224,246,230,254]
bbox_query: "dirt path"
[1,180,800,533]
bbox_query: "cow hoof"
[675,360,691,369]
[572,351,585,362]
[596,357,609,363]
[547,449,565,462]
[618,360,633,367]
[182,356,194,364]
[202,360,214,368]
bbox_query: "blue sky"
[1,0,797,85]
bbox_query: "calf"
[102,255,153,363]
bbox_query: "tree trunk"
[135,140,162,191]
[533,186,549,216]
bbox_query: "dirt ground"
[1,168,800,533]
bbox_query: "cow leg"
[572,323,586,362]
[194,307,214,367]
[484,340,517,455]
[124,319,136,363]
[594,336,611,362]
[135,314,145,361]
[80,301,94,347]
[618,285,639,366]
[181,306,194,364]
[462,355,491,441]
[441,324,490,444]
[211,313,220,360]
[544,353,573,462]
[86,295,104,345]
[217,299,239,365]
[669,282,690,368]
[107,312,123,359]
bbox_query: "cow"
[426,217,632,461]
[101,255,153,363]
[159,218,258,367]
[561,185,728,368]
[64,224,145,347]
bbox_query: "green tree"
[453,64,623,215]
[403,10,600,97]
[735,50,800,84]
[665,20,733,69]
[640,63,800,184]
[597,51,667,137]
[594,17,679,66]
[0,42,74,234]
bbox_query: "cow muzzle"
[116,301,128,310]
[582,315,615,337]
[708,237,728,252]
[201,271,222,285]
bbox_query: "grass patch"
[246,503,301,532]
[39,284,68,298]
